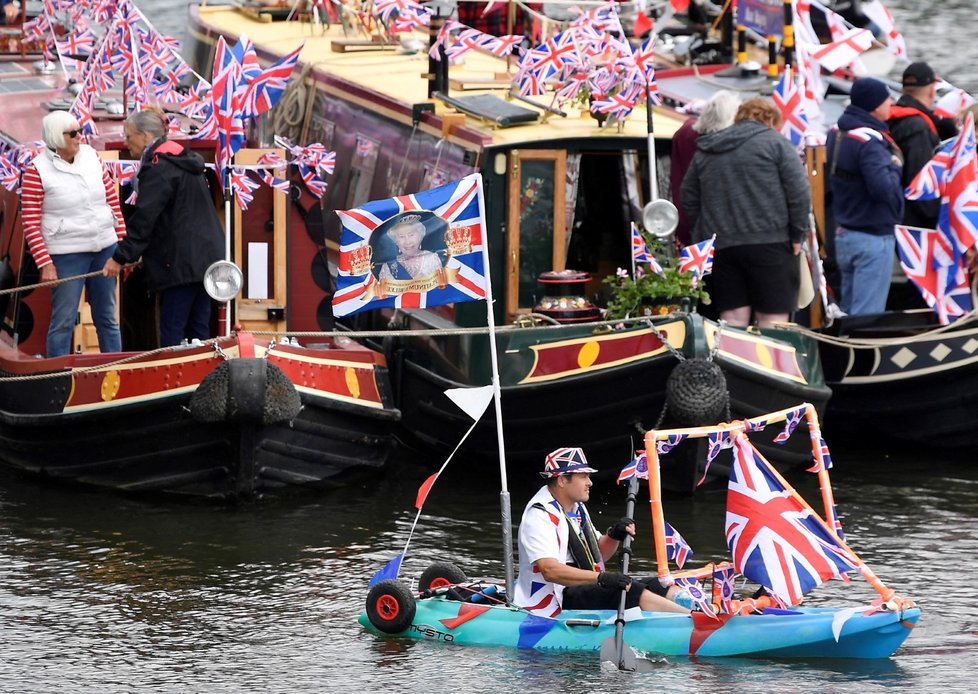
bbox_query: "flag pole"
[474,175,515,597]
[223,164,233,336]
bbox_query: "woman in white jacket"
[21,111,126,356]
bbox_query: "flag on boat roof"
[725,434,859,606]
[333,174,488,317]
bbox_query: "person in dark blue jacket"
[826,77,904,315]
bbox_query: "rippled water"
[2,2,975,691]
[2,446,977,692]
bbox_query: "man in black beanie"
[825,77,904,315]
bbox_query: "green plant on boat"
[602,232,710,320]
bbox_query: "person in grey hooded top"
[681,97,811,328]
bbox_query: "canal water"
[1,2,976,691]
[2,443,977,692]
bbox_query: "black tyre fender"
[365,580,416,634]
[418,562,467,592]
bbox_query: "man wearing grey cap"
[888,61,959,230]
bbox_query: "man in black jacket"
[103,110,224,346]
[887,62,959,229]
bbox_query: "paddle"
[599,475,656,673]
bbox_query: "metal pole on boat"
[223,167,232,336]
[475,176,515,596]
[645,89,658,203]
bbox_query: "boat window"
[345,135,380,209]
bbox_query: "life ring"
[418,562,467,592]
[365,579,416,634]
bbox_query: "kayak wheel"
[418,562,467,592]
[366,580,416,634]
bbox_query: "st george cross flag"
[333,174,488,317]
[725,434,859,606]
[678,235,715,279]
[664,521,693,568]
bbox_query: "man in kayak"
[513,447,691,617]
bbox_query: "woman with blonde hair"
[21,111,126,356]
[681,97,811,328]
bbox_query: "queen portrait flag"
[332,174,488,317]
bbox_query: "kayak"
[360,579,920,659]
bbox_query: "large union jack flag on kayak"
[725,434,858,606]
[333,174,488,317]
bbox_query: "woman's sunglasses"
[63,130,81,139]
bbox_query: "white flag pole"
[473,173,515,597]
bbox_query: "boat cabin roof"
[189,4,689,151]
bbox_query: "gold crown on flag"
[445,223,472,257]
[348,244,373,275]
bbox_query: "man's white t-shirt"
[513,485,602,617]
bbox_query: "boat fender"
[663,358,729,426]
[189,359,302,424]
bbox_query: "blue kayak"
[359,581,920,659]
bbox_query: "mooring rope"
[775,311,978,347]
[0,269,108,296]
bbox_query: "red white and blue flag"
[773,66,808,148]
[713,564,737,614]
[631,221,657,267]
[333,174,488,317]
[664,521,693,568]
[725,434,859,606]
[617,451,648,484]
[678,235,715,279]
[895,224,972,325]
[773,405,806,444]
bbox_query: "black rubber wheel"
[418,562,467,592]
[365,580,416,634]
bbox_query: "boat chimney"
[427,11,449,98]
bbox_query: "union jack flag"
[300,164,327,199]
[617,452,648,484]
[631,222,654,264]
[938,113,978,259]
[230,169,261,211]
[725,435,859,606]
[905,139,955,201]
[773,66,808,148]
[895,224,972,325]
[773,406,805,444]
[333,174,488,317]
[664,521,693,568]
[678,235,715,279]
[700,429,733,487]
[240,42,303,120]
